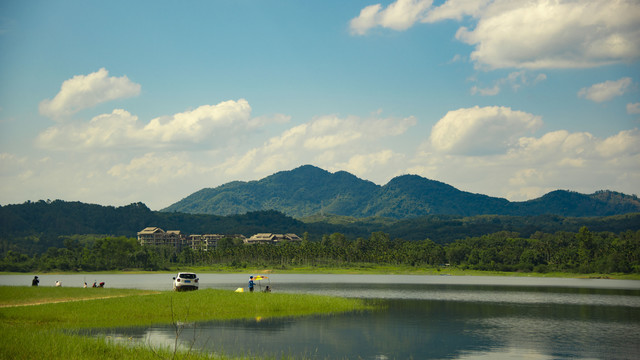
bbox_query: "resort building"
[138,228,299,250]
[138,227,259,250]
[188,234,224,251]
[137,227,188,250]
[244,233,302,245]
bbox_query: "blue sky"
[1,0,639,210]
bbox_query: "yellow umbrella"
[252,275,270,291]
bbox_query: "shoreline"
[3,267,639,280]
[0,287,370,360]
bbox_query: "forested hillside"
[2,229,638,274]
[163,165,640,218]
[1,200,639,256]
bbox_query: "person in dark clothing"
[31,276,39,286]
[248,276,255,292]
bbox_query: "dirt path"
[0,292,160,308]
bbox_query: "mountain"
[165,165,379,217]
[162,165,640,218]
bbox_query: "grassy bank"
[0,286,372,359]
[3,265,639,280]
[130,264,640,280]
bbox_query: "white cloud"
[411,128,640,201]
[429,106,542,155]
[219,113,417,181]
[578,77,633,102]
[350,0,432,35]
[595,128,640,157]
[628,102,640,114]
[142,99,252,142]
[470,84,499,96]
[36,99,253,150]
[335,150,400,178]
[39,68,141,120]
[423,0,490,22]
[352,0,640,70]
[455,0,640,69]
[107,152,196,184]
[472,70,542,96]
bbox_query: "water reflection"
[91,293,640,360]
[4,274,638,359]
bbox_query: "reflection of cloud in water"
[285,283,640,308]
[469,317,640,360]
[456,347,549,360]
[65,275,640,360]
[88,297,640,360]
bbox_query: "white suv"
[173,272,199,291]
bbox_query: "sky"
[0,0,639,211]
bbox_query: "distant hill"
[2,200,640,256]
[163,165,640,218]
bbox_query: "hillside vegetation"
[163,165,640,218]
[1,199,639,256]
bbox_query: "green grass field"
[7,263,638,280]
[0,286,372,359]
[133,264,640,280]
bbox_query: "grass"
[157,264,640,280]
[0,286,373,359]
[4,264,639,280]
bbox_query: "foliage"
[1,228,639,274]
[161,165,640,218]
[2,199,640,259]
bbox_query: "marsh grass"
[0,286,372,359]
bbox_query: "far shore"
[3,265,639,280]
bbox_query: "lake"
[3,273,640,359]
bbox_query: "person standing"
[248,276,255,292]
[31,276,39,286]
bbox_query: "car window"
[180,274,196,279]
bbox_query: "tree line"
[3,201,640,257]
[1,227,638,274]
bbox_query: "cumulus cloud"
[411,127,640,201]
[578,77,633,102]
[456,0,640,69]
[219,113,417,180]
[36,99,253,150]
[108,152,196,184]
[350,0,432,35]
[352,0,640,69]
[595,128,640,157]
[142,100,252,142]
[39,68,141,120]
[336,150,400,177]
[429,106,542,155]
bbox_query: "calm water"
[3,274,640,359]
